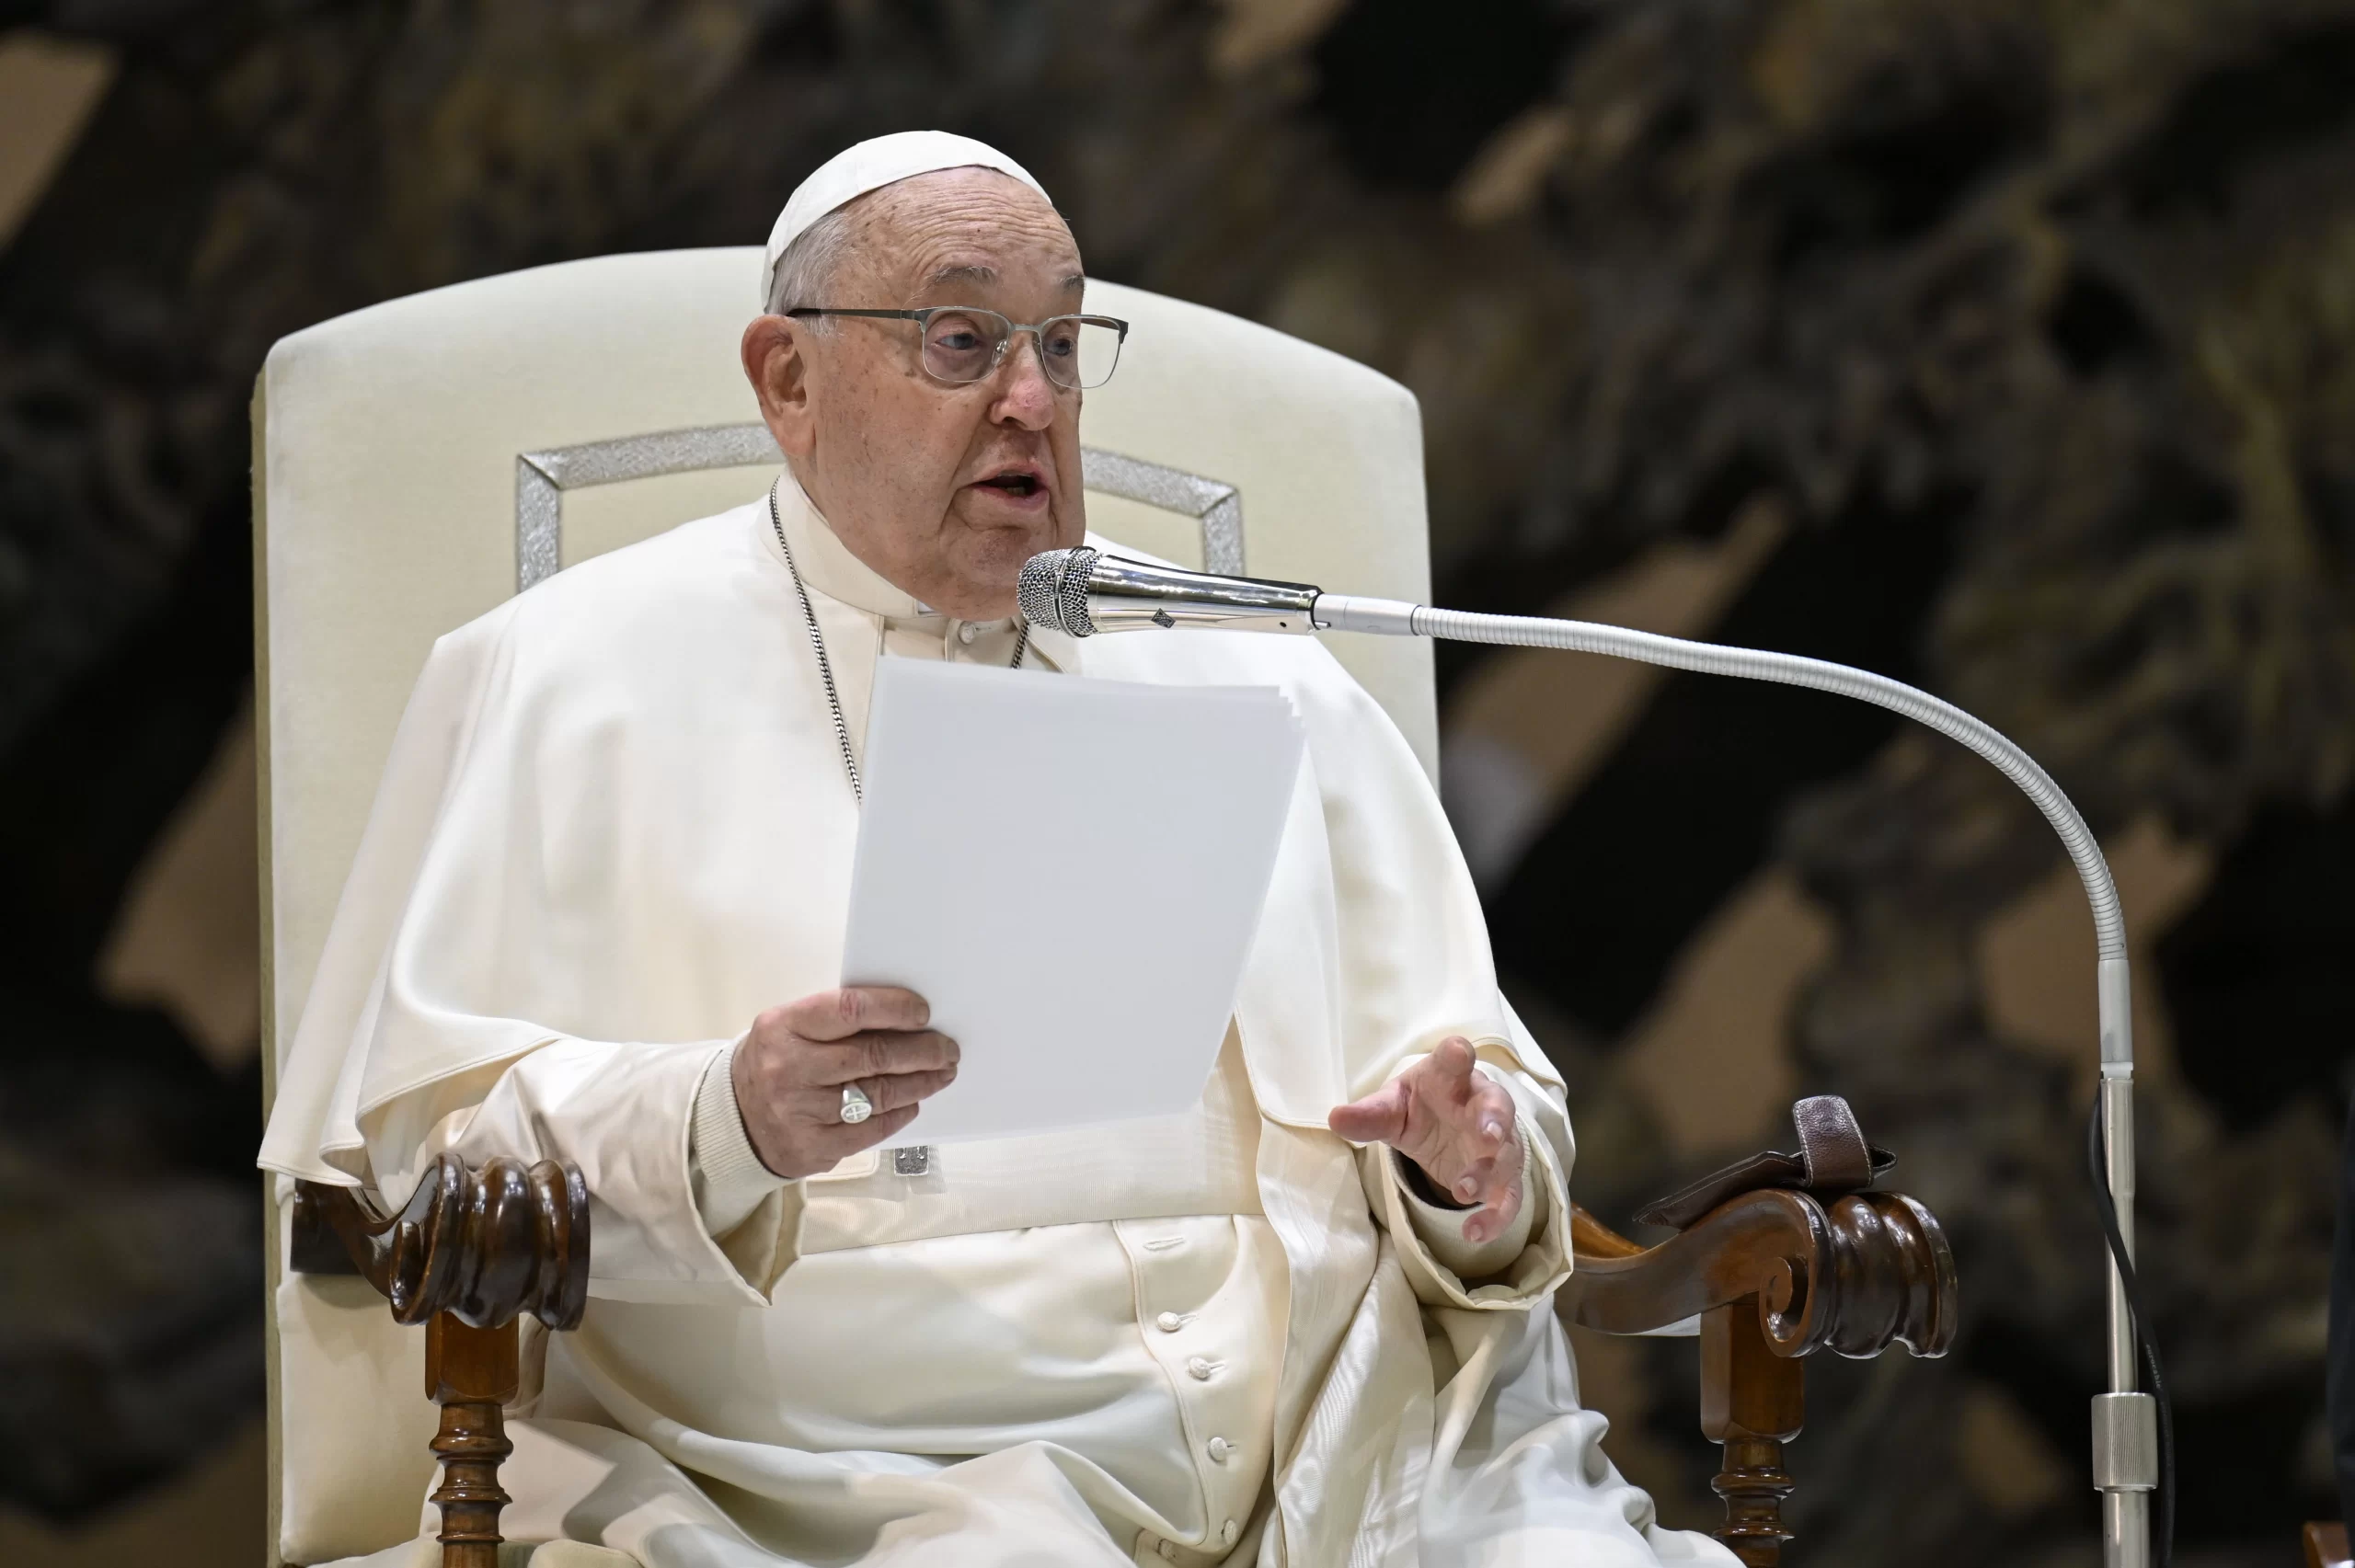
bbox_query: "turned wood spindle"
[293,1156,588,1568]
[1701,1299,1805,1566]
[426,1309,522,1568]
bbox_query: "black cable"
[2088,1103,2176,1567]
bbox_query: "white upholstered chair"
[256,249,1437,1565]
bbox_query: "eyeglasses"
[785,306,1130,390]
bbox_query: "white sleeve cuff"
[689,1040,792,1238]
[1360,1054,1571,1310]
[1392,1134,1544,1283]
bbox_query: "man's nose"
[986,334,1061,429]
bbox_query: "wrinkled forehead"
[841,169,1085,303]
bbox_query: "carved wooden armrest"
[291,1155,589,1568]
[1561,1189,1958,1566]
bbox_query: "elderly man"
[261,132,1734,1568]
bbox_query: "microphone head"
[1017,545,1099,636]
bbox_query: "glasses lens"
[921,310,1009,383]
[1064,318,1124,389]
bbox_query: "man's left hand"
[1328,1036,1523,1245]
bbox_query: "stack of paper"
[842,658,1305,1144]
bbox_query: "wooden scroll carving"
[293,1153,590,1330]
[1561,1189,1957,1565]
[292,1155,589,1568]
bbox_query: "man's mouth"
[971,464,1048,500]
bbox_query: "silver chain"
[769,483,1028,805]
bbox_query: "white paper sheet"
[841,658,1305,1144]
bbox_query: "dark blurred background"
[1,1,2349,1563]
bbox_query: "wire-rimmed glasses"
[784,306,1129,390]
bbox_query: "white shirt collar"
[766,471,931,623]
[759,473,1079,670]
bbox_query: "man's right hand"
[731,987,959,1179]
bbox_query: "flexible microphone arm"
[1021,545,2165,1568]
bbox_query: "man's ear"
[742,315,816,464]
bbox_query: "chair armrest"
[287,1154,590,1568]
[1563,1188,1956,1359]
[292,1153,590,1332]
[1561,1189,1958,1566]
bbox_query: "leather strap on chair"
[1633,1095,1895,1232]
[1793,1094,1874,1192]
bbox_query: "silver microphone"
[1017,546,1327,636]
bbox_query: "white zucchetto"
[761,131,1050,310]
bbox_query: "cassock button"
[1156,1541,1178,1562]
[1222,1519,1240,1547]
[1187,1356,1217,1380]
[1206,1436,1233,1463]
[957,622,979,645]
[1156,1311,1185,1333]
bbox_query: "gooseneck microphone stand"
[1020,547,2170,1568]
[1314,594,2167,1568]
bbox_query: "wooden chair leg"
[426,1312,521,1568]
[1700,1299,1805,1565]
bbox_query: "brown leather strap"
[1630,1094,1897,1231]
[1792,1095,1873,1195]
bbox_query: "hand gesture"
[1327,1036,1523,1245]
[732,987,959,1179]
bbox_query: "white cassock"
[259,475,1737,1568]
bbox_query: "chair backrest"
[256,247,1432,1565]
